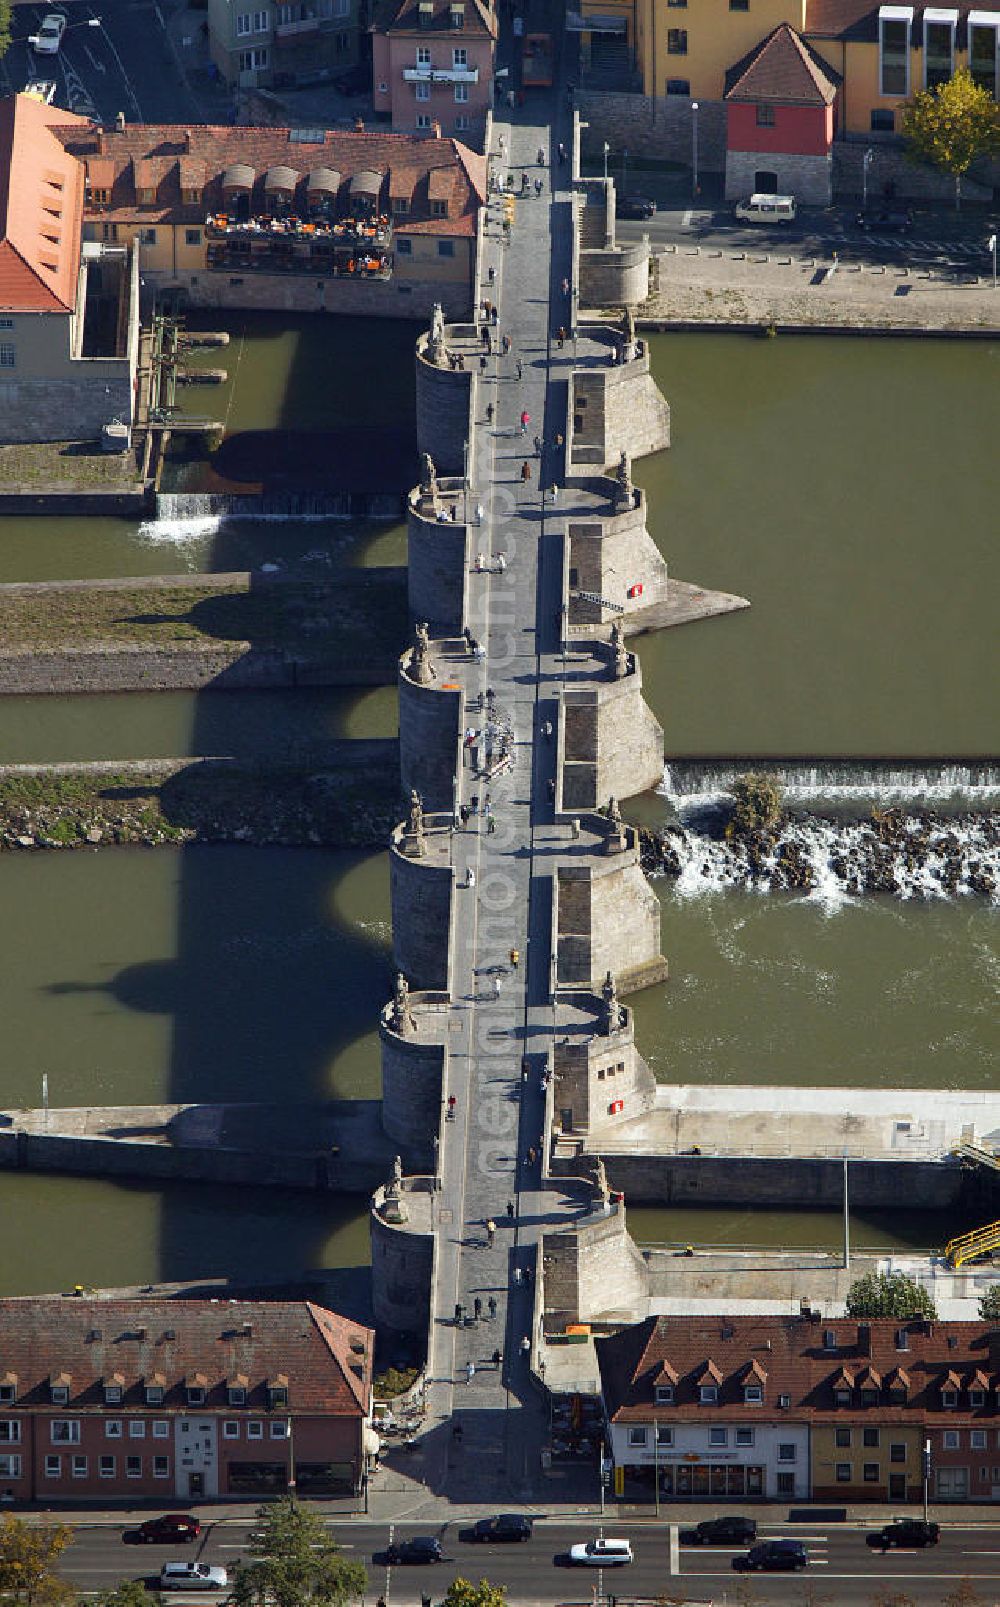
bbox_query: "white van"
[735,193,797,223]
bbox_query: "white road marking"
[668,1525,678,1576]
[82,43,106,71]
[681,209,692,227]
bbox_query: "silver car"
[159,1563,228,1591]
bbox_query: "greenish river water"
[636,332,1000,758]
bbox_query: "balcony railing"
[402,62,479,82]
[275,15,321,35]
[207,238,392,278]
[206,213,392,249]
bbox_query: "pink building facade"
[373,0,496,139]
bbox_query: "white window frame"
[253,7,268,27]
[0,1455,20,1479]
[0,1422,20,1444]
[454,82,469,101]
[943,1389,959,1409]
[736,1427,755,1447]
[453,45,467,64]
[99,1455,116,1479]
[971,1389,986,1409]
[416,44,430,63]
[247,1421,264,1440]
[154,1455,170,1478]
[777,1442,797,1463]
[71,1454,88,1478]
[126,1455,142,1478]
[878,5,913,97]
[654,1385,673,1405]
[968,18,1000,98]
[922,8,956,87]
[708,1427,728,1447]
[270,1420,288,1439]
[235,10,252,33]
[224,1421,240,1439]
[44,1455,61,1478]
[105,1420,122,1439]
[51,1421,80,1445]
[972,1429,987,1449]
[415,81,431,100]
[627,1426,647,1446]
[656,1424,673,1446]
[415,114,432,129]
[836,1461,852,1482]
[0,1386,16,1405]
[944,1429,960,1449]
[152,1420,170,1439]
[50,1386,69,1406]
[129,1420,146,1438]
[104,1385,123,1405]
[699,1385,718,1405]
[744,1384,763,1405]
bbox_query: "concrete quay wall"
[596,1152,970,1210]
[570,343,671,470]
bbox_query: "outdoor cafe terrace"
[205,166,393,276]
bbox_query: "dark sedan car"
[125,1515,201,1545]
[616,193,656,221]
[469,1515,533,1542]
[734,1539,808,1572]
[855,208,913,232]
[867,1518,940,1550]
[680,1516,757,1546]
[386,1537,443,1564]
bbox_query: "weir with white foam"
[661,759,1000,812]
[141,489,403,542]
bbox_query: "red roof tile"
[52,121,485,239]
[0,95,92,312]
[0,1297,373,1417]
[725,22,840,104]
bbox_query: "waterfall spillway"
[140,490,402,542]
[661,759,1000,814]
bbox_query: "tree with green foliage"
[441,1581,508,1607]
[728,773,783,837]
[0,1516,74,1607]
[92,1584,158,1607]
[230,1498,366,1607]
[978,1283,1000,1321]
[902,66,1000,209]
[845,1270,936,1321]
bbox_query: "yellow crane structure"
[945,1219,1000,1269]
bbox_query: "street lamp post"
[989,232,997,290]
[691,101,699,198]
[602,141,610,182]
[923,1438,932,1523]
[862,147,874,214]
[622,146,629,195]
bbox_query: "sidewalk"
[638,248,1000,334]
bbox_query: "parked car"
[127,1516,201,1545]
[385,1537,443,1564]
[469,1515,532,1542]
[22,79,57,103]
[855,208,913,232]
[616,194,656,221]
[158,1563,227,1591]
[680,1516,757,1546]
[31,14,67,54]
[734,193,797,223]
[567,1538,633,1566]
[867,1518,940,1550]
[733,1539,808,1572]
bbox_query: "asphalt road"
[56,1515,1000,1605]
[616,205,1000,275]
[3,0,203,125]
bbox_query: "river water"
[0,324,996,1286]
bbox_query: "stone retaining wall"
[598,1152,969,1209]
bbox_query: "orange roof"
[0,95,92,313]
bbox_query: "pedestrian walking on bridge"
[520,461,531,483]
[486,1218,497,1247]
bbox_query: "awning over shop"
[351,169,383,199]
[222,163,255,191]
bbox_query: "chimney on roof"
[115,110,125,133]
[242,1321,253,1337]
[857,1323,872,1356]
[431,119,442,139]
[355,115,365,132]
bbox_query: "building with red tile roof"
[0,1297,374,1502]
[0,94,140,444]
[372,0,496,140]
[597,1314,1000,1504]
[723,23,841,202]
[51,118,485,317]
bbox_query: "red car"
[127,1515,201,1544]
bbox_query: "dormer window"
[182,187,201,206]
[104,1380,124,1406]
[228,1376,248,1406]
[418,0,432,22]
[145,1375,166,1406]
[267,1381,288,1409]
[744,1384,764,1405]
[187,1387,205,1406]
[861,1387,878,1406]
[90,187,110,205]
[823,1330,837,1351]
[971,1388,986,1408]
[699,1385,717,1405]
[942,1388,958,1408]
[51,1385,69,1406]
[834,1387,852,1406]
[449,2,464,23]
[654,1385,673,1406]
[136,187,155,206]
[0,1377,16,1407]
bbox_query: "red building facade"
[0,1298,373,1503]
[724,23,840,204]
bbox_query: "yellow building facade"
[811,1420,924,1502]
[581,0,1000,137]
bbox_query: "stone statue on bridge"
[428,303,449,368]
[382,1152,408,1223]
[601,968,621,1036]
[614,449,634,511]
[609,618,629,681]
[593,1156,611,1210]
[420,451,439,504]
[411,620,437,685]
[620,305,638,362]
[407,788,426,857]
[391,971,415,1036]
[603,794,627,854]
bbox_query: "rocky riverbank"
[0,753,399,851]
[639,809,1000,901]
